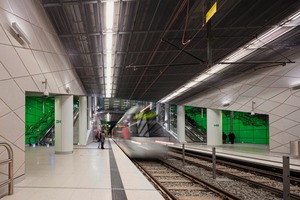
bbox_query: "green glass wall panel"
[25,96,55,144]
[222,111,269,144]
[185,106,207,133]
[184,106,269,144]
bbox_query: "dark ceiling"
[42,0,300,103]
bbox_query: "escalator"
[26,110,54,145]
[164,111,206,143]
[30,108,80,146]
[185,120,206,143]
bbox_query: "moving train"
[112,105,177,159]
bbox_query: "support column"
[156,103,161,122]
[165,103,170,131]
[55,95,73,154]
[177,105,185,143]
[79,96,88,145]
[87,96,92,130]
[207,108,222,145]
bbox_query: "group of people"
[222,131,235,144]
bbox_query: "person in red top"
[122,121,130,140]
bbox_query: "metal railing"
[0,142,13,195]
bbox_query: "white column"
[79,96,87,145]
[156,103,161,122]
[177,105,185,143]
[207,108,222,145]
[55,95,73,154]
[165,103,170,131]
[87,96,92,130]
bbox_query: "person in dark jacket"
[98,130,105,149]
[222,132,227,144]
[228,132,235,144]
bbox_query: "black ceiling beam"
[125,62,201,69]
[162,38,206,63]
[69,52,102,55]
[118,26,266,35]
[43,1,98,7]
[219,61,295,65]
[59,32,101,38]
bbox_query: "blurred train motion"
[112,105,178,159]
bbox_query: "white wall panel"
[270,89,291,103]
[45,53,58,71]
[286,95,300,107]
[31,74,46,92]
[52,71,63,88]
[14,105,25,122]
[33,25,49,51]
[0,25,11,45]
[286,124,300,136]
[256,101,280,113]
[0,0,11,12]
[271,118,298,132]
[32,50,51,73]
[0,112,23,141]
[16,47,41,75]
[44,73,58,93]
[0,79,24,110]
[241,86,265,97]
[270,77,299,87]
[0,44,29,77]
[0,100,10,117]
[0,62,10,80]
[256,76,279,87]
[8,0,29,21]
[15,76,39,93]
[285,109,300,123]
[257,87,286,99]
[270,104,298,117]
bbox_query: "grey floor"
[3,139,164,200]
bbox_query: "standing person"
[222,132,227,144]
[96,129,101,143]
[228,131,235,144]
[122,121,130,140]
[98,130,106,149]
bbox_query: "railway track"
[167,149,300,199]
[134,160,242,200]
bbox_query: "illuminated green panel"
[222,111,269,144]
[25,96,54,144]
[185,106,207,133]
[185,106,269,144]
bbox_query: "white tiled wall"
[183,54,300,154]
[0,0,86,181]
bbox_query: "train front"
[112,105,175,159]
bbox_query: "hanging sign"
[206,2,217,23]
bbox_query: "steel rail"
[168,149,300,200]
[134,159,242,200]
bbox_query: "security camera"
[43,90,49,97]
[251,111,255,116]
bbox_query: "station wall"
[0,0,86,181]
[182,53,300,154]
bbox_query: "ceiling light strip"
[104,1,115,98]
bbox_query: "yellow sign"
[206,2,217,23]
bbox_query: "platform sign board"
[206,2,217,23]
